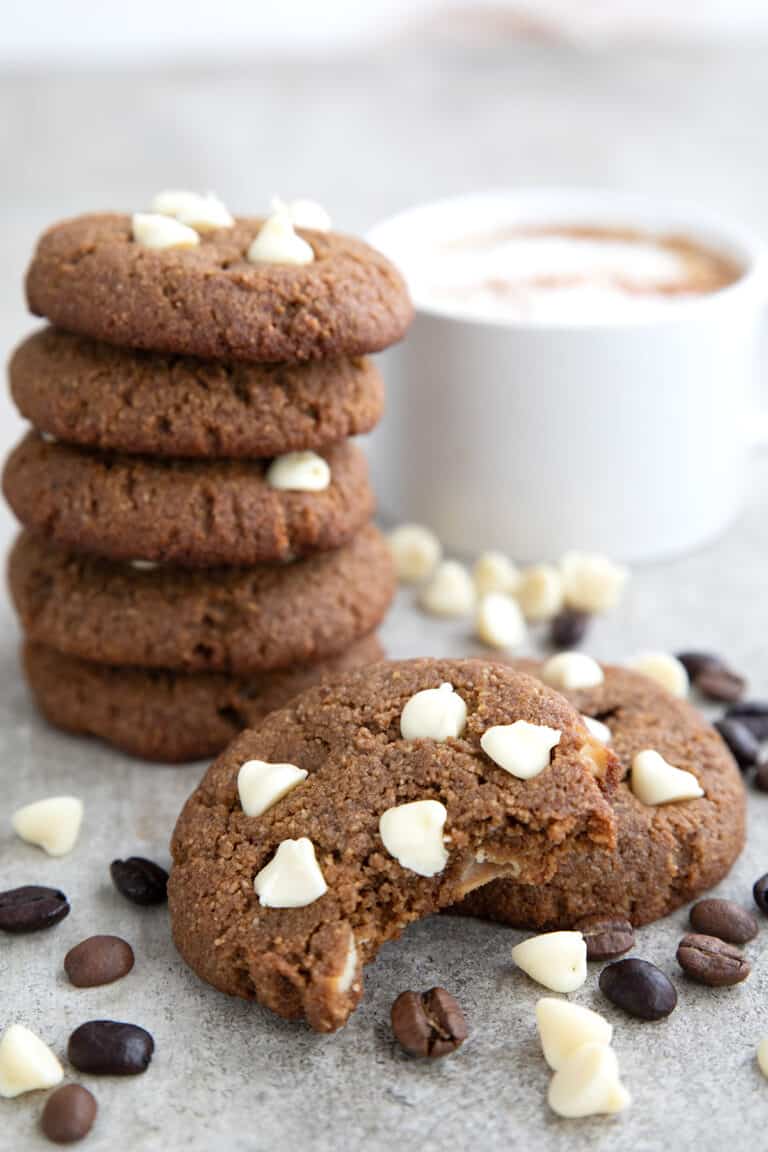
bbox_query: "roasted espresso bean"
[753,872,768,915]
[575,914,634,960]
[676,651,726,680]
[676,933,750,987]
[550,610,591,650]
[725,700,768,741]
[64,935,135,988]
[599,958,677,1020]
[698,668,747,703]
[0,885,69,934]
[689,898,758,945]
[110,857,168,906]
[41,1084,97,1144]
[68,1020,154,1075]
[715,718,760,769]
[391,987,468,1057]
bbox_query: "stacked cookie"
[4,195,412,761]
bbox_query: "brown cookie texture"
[10,328,384,459]
[25,214,413,362]
[23,634,384,763]
[3,432,373,566]
[169,658,620,1031]
[455,662,746,929]
[9,525,394,674]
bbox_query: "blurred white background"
[2,0,768,550]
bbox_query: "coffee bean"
[676,933,750,987]
[574,914,634,960]
[725,700,768,741]
[753,872,768,915]
[110,857,168,905]
[689,898,758,945]
[64,935,135,988]
[676,651,726,680]
[68,1020,154,1075]
[0,885,69,934]
[697,668,747,703]
[714,718,760,768]
[550,610,591,650]
[598,957,677,1020]
[391,987,468,1057]
[754,761,768,794]
[41,1084,97,1144]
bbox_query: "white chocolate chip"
[473,551,520,598]
[548,1042,631,1118]
[475,593,526,650]
[388,524,442,583]
[151,189,234,232]
[265,451,330,492]
[129,559,159,571]
[536,997,613,1071]
[480,721,561,780]
[628,652,689,698]
[631,749,704,806]
[400,683,467,742]
[560,551,629,613]
[757,1037,768,1079]
[237,760,308,818]
[582,715,612,744]
[515,564,564,621]
[512,931,587,993]
[254,838,327,908]
[0,1025,63,1098]
[271,196,332,232]
[541,651,605,690]
[419,561,475,618]
[336,934,359,995]
[379,799,449,877]
[132,212,200,250]
[12,796,83,857]
[247,212,314,265]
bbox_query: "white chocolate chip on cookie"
[254,838,328,908]
[151,189,234,232]
[132,212,200,250]
[560,551,628,613]
[0,1025,63,1098]
[265,451,330,492]
[536,998,613,1071]
[548,1042,631,1118]
[480,720,561,780]
[516,564,564,621]
[473,551,520,598]
[388,524,442,583]
[271,196,332,232]
[512,931,587,993]
[631,749,704,806]
[628,652,689,698]
[237,760,308,818]
[541,651,604,690]
[12,796,83,857]
[247,211,314,265]
[582,715,612,744]
[419,561,475,617]
[379,799,449,877]
[400,683,467,742]
[475,593,526,650]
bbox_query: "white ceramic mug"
[367,191,767,563]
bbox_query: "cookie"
[10,328,384,459]
[9,524,394,674]
[456,662,746,929]
[25,214,413,362]
[23,634,384,763]
[3,432,373,566]
[169,658,620,1031]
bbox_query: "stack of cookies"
[3,194,412,761]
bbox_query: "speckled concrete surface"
[2,460,768,1151]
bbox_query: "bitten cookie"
[9,525,394,674]
[3,432,373,566]
[23,635,384,763]
[456,662,746,929]
[169,658,620,1031]
[25,214,413,362]
[10,329,384,459]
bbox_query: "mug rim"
[367,188,768,331]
